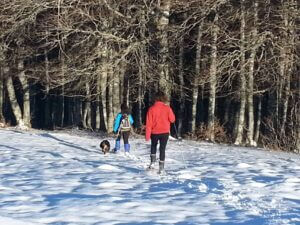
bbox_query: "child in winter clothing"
[113,103,134,153]
[145,91,175,173]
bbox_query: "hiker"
[113,103,134,153]
[145,91,175,173]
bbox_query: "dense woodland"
[0,0,299,152]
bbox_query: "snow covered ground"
[0,128,299,225]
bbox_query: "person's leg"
[158,133,169,162]
[149,134,159,168]
[114,134,121,153]
[123,131,129,144]
[123,131,130,152]
[158,133,169,173]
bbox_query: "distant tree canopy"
[0,0,299,152]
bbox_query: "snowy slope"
[0,128,299,225]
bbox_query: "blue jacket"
[113,113,134,133]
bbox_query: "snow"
[0,128,300,225]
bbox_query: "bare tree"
[191,21,204,134]
[4,67,24,127]
[18,60,31,127]
[297,71,300,152]
[106,65,114,133]
[177,40,185,137]
[279,0,296,135]
[246,0,258,146]
[254,96,262,144]
[0,0,298,152]
[235,0,247,145]
[0,66,4,124]
[207,9,219,142]
[82,81,92,129]
[157,0,171,96]
[112,67,121,118]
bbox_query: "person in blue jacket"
[113,103,134,153]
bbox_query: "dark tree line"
[0,0,299,152]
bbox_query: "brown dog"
[100,140,111,154]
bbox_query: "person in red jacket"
[145,91,175,173]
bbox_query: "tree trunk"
[106,46,114,133]
[112,67,121,116]
[208,11,219,142]
[281,72,291,135]
[123,72,129,106]
[246,1,258,146]
[136,67,144,129]
[100,67,108,132]
[233,106,239,139]
[107,68,114,133]
[177,44,185,137]
[278,1,288,134]
[60,57,65,127]
[235,0,247,145]
[95,73,101,130]
[97,42,110,131]
[44,50,53,129]
[280,0,295,135]
[135,10,147,129]
[18,60,31,128]
[157,0,171,97]
[293,0,299,152]
[0,67,4,123]
[82,81,92,129]
[297,70,300,153]
[254,96,262,143]
[5,67,24,127]
[191,22,203,134]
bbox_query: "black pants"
[150,133,169,161]
[116,131,130,144]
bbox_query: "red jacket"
[145,101,175,141]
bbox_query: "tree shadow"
[38,133,98,154]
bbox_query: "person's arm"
[145,109,152,141]
[113,113,122,133]
[129,114,134,125]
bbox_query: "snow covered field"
[0,128,299,225]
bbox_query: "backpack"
[119,114,131,132]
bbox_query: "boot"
[124,143,130,153]
[113,140,120,153]
[158,161,165,174]
[148,154,156,169]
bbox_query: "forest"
[0,0,299,152]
